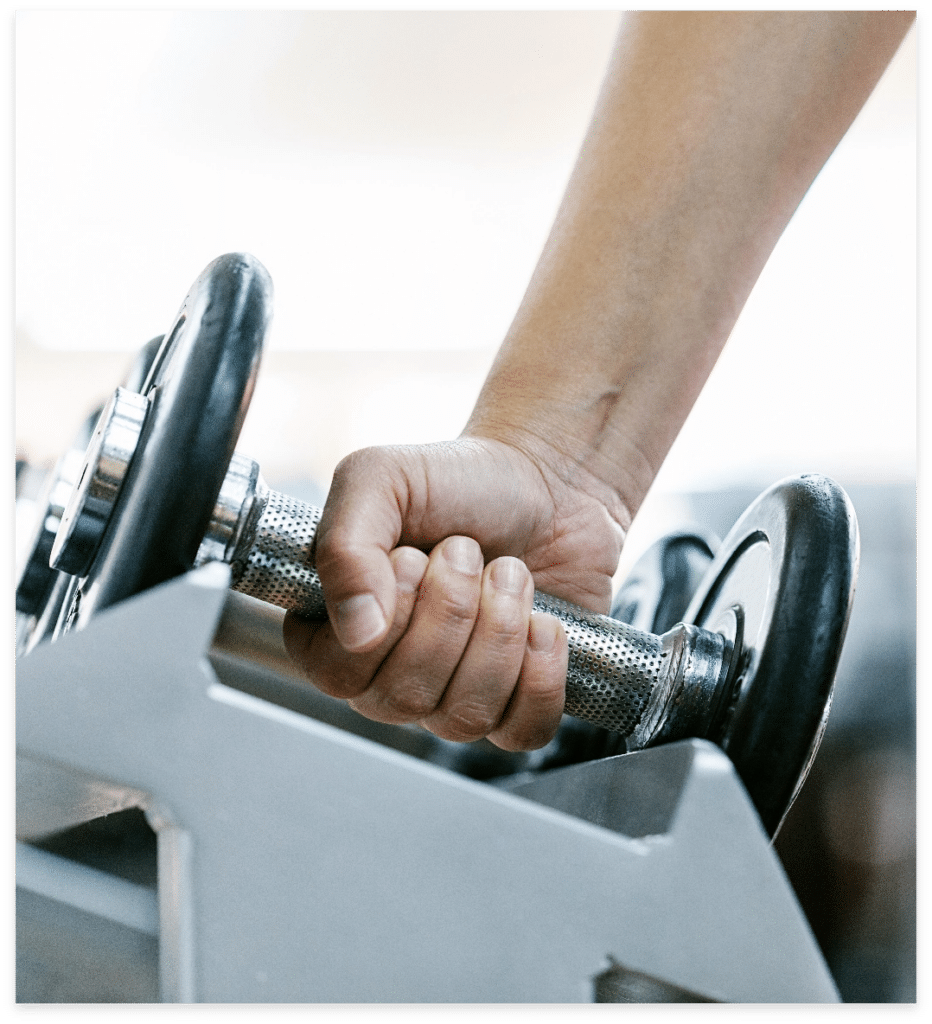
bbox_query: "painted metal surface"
[17,564,839,1002]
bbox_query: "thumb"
[313,449,406,652]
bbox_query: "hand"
[282,435,627,751]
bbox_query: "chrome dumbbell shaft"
[51,392,737,749]
[200,454,736,749]
[198,453,327,619]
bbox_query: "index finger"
[313,448,409,652]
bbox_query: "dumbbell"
[45,253,859,837]
[511,528,723,773]
[15,335,164,653]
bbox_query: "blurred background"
[15,11,916,1002]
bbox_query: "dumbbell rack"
[16,562,839,1003]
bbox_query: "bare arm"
[284,11,914,751]
[470,10,915,523]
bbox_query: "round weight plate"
[122,334,165,395]
[71,253,271,624]
[611,529,719,635]
[17,334,165,645]
[681,474,859,837]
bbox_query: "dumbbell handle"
[200,454,734,748]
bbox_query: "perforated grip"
[531,592,674,735]
[225,486,714,741]
[230,488,327,618]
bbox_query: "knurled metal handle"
[198,456,733,746]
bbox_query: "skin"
[283,10,915,752]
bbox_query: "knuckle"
[482,604,529,646]
[493,713,559,752]
[435,588,480,628]
[283,621,372,700]
[312,529,351,577]
[432,702,500,743]
[490,675,565,752]
[333,445,384,480]
[490,726,535,752]
[313,670,370,701]
[312,518,367,578]
[380,684,441,722]
[523,665,567,701]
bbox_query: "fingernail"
[529,613,560,653]
[490,557,527,595]
[393,547,428,594]
[442,536,483,575]
[334,594,387,650]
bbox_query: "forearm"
[467,10,914,525]
[296,10,911,745]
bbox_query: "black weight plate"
[611,529,719,634]
[17,334,166,639]
[74,253,271,623]
[122,334,166,394]
[682,474,859,837]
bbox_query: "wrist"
[463,379,647,538]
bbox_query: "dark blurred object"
[611,529,719,633]
[686,480,915,1003]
